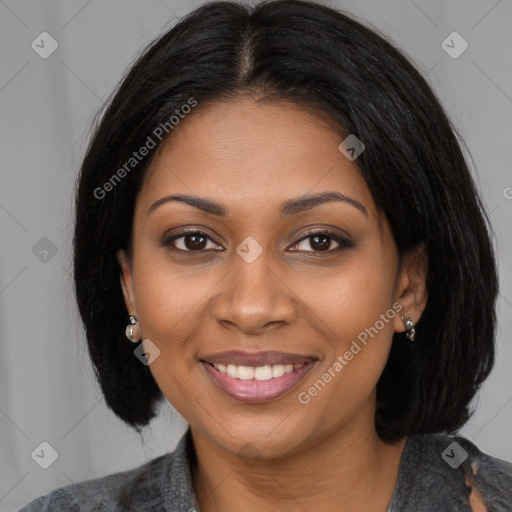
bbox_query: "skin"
[117,96,428,512]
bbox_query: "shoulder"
[17,452,171,512]
[395,432,512,512]
[448,434,512,511]
[18,428,200,511]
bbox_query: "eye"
[288,230,353,253]
[162,228,353,254]
[163,230,223,252]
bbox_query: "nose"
[213,247,297,335]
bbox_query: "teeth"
[254,366,272,380]
[272,365,285,378]
[237,365,254,380]
[226,364,238,378]
[211,362,306,380]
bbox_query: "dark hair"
[73,0,498,442]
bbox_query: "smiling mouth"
[204,361,306,380]
[199,351,317,402]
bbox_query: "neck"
[190,408,407,512]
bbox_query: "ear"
[116,248,137,316]
[393,242,428,334]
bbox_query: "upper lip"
[200,350,317,367]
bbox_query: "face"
[117,97,427,458]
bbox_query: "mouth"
[199,350,318,403]
[207,361,307,380]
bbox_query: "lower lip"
[200,361,316,403]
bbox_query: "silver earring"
[125,315,141,343]
[401,315,415,341]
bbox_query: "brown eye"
[183,233,208,250]
[289,230,354,253]
[163,230,223,252]
[309,234,333,251]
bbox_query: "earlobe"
[393,243,428,334]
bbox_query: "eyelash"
[162,228,354,254]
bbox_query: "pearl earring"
[125,315,141,343]
[401,315,416,341]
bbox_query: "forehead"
[138,96,378,222]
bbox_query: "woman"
[19,0,512,510]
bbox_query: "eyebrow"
[147,191,368,217]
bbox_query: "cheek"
[128,245,223,420]
[131,248,211,347]
[299,247,398,399]
[298,245,397,343]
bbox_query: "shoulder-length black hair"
[73,0,498,443]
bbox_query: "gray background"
[0,0,511,510]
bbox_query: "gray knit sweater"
[18,429,512,511]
